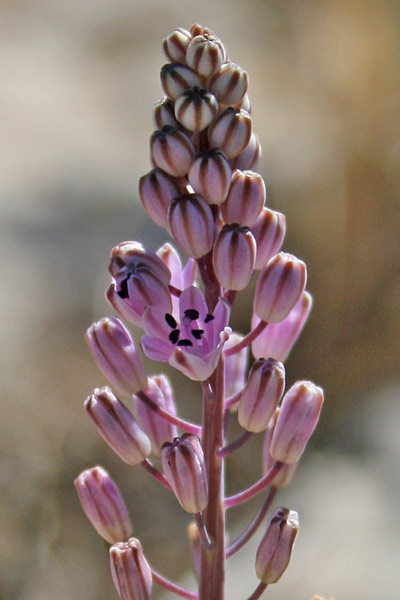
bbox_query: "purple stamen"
[165,313,177,328]
[178,339,193,347]
[191,329,204,340]
[204,313,214,323]
[169,329,180,344]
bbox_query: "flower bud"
[162,28,191,63]
[74,466,132,544]
[86,317,147,396]
[168,194,214,258]
[270,381,324,464]
[109,241,171,287]
[153,97,179,130]
[224,332,248,400]
[222,169,265,227]
[188,149,232,205]
[254,252,307,323]
[186,34,225,76]
[110,538,152,600]
[174,87,219,132]
[238,359,285,432]
[212,224,256,290]
[232,132,261,171]
[208,108,252,158]
[139,168,186,229]
[262,410,297,487]
[160,62,201,100]
[235,92,251,113]
[251,208,286,270]
[150,126,195,177]
[132,375,178,458]
[256,507,299,584]
[161,434,208,513]
[85,387,151,465]
[209,62,249,106]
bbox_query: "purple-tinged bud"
[208,108,252,159]
[175,87,219,132]
[168,194,214,258]
[74,466,132,544]
[187,522,201,580]
[188,149,232,205]
[86,317,147,396]
[153,97,179,130]
[209,62,249,106]
[224,332,249,400]
[232,132,261,171]
[162,28,191,63]
[254,252,307,323]
[251,208,286,270]
[270,381,324,464]
[85,387,151,465]
[161,434,208,514]
[150,126,195,177]
[262,409,297,487]
[110,538,152,600]
[186,34,224,76]
[238,358,285,432]
[255,507,299,584]
[212,224,256,290]
[139,168,186,229]
[160,62,201,100]
[222,169,265,227]
[132,375,178,458]
[252,291,313,361]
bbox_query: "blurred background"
[1,0,399,598]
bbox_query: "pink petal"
[142,306,172,338]
[208,297,231,346]
[179,287,208,325]
[157,243,183,290]
[182,258,197,288]
[141,335,172,362]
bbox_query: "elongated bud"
[188,149,232,205]
[150,126,195,177]
[161,434,208,513]
[110,538,152,600]
[186,34,225,76]
[222,169,265,227]
[162,28,191,63]
[270,381,324,464]
[132,375,178,458]
[85,387,151,465]
[187,521,201,580]
[168,193,214,258]
[252,208,286,270]
[74,466,132,544]
[254,252,307,322]
[262,410,297,487]
[209,62,249,106]
[224,332,249,400]
[232,132,261,171]
[160,62,201,100]
[153,97,179,131]
[174,87,219,132]
[208,108,252,159]
[86,317,147,396]
[256,507,299,584]
[213,224,256,290]
[139,168,185,229]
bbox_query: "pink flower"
[141,286,231,381]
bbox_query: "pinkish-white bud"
[150,126,195,177]
[270,381,324,464]
[139,168,186,229]
[186,34,224,76]
[262,410,297,488]
[212,224,256,290]
[234,92,251,113]
[209,62,249,106]
[174,87,219,132]
[110,538,152,600]
[168,193,214,258]
[251,208,286,270]
[160,62,201,100]
[222,169,265,227]
[85,387,151,465]
[161,434,208,514]
[232,132,261,171]
[74,466,132,544]
[208,108,252,158]
[188,149,232,205]
[162,28,191,63]
[153,97,179,130]
[256,507,299,584]
[254,252,307,323]
[224,332,249,400]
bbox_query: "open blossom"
[141,286,231,381]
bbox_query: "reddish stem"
[224,462,283,509]
[141,459,171,491]
[151,569,198,599]
[246,582,268,600]
[224,319,268,357]
[137,391,201,436]
[217,431,252,459]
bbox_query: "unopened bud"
[209,62,248,106]
[74,466,132,544]
[235,92,251,113]
[222,169,265,227]
[188,149,232,205]
[232,132,261,171]
[254,252,307,323]
[212,224,256,290]
[139,167,186,229]
[186,34,224,76]
[208,108,252,158]
[175,87,219,132]
[153,97,179,130]
[168,193,214,258]
[262,410,297,487]
[224,332,248,400]
[110,538,152,600]
[270,381,324,464]
[162,28,191,63]
[85,387,151,465]
[160,62,201,100]
[256,507,299,584]
[251,208,286,270]
[150,126,195,177]
[161,434,208,514]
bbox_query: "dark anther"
[177,339,193,347]
[165,313,177,329]
[191,329,204,340]
[204,313,214,323]
[184,309,200,321]
[169,329,180,344]
[117,278,129,299]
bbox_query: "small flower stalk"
[76,23,324,600]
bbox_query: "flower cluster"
[76,24,324,600]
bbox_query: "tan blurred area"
[1,1,399,599]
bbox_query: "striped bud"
[262,409,297,488]
[186,34,224,76]
[74,466,132,544]
[270,380,324,464]
[238,358,285,433]
[160,62,201,100]
[222,169,265,227]
[256,507,299,584]
[161,434,208,514]
[208,108,252,158]
[174,87,218,132]
[254,252,307,323]
[139,168,186,229]
[86,317,147,396]
[235,92,251,113]
[162,28,191,63]
[110,538,152,600]
[209,62,248,106]
[150,126,195,177]
[224,332,249,400]
[168,194,214,258]
[188,149,232,205]
[252,208,286,270]
[85,387,151,465]
[153,97,178,130]
[109,241,171,287]
[213,224,256,290]
[232,132,261,171]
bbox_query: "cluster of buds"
[75,24,324,600]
